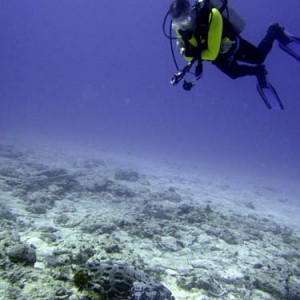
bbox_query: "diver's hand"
[220,38,236,54]
[184,46,199,58]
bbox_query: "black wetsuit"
[213,23,287,79]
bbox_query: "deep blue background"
[1,0,300,184]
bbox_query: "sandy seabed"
[0,136,300,300]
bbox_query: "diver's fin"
[279,33,300,62]
[256,76,284,110]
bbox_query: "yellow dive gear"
[177,8,223,61]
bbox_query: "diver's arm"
[201,8,223,61]
[175,31,194,61]
[176,39,186,55]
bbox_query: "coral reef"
[1,142,300,300]
[75,262,175,300]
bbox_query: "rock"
[7,244,37,266]
[287,274,300,300]
[105,244,121,254]
[130,282,175,300]
[39,226,59,233]
[245,201,255,210]
[156,236,184,252]
[90,178,135,199]
[74,262,174,300]
[0,144,23,158]
[40,233,57,243]
[253,263,263,269]
[280,250,300,261]
[177,204,193,215]
[0,204,16,221]
[72,248,95,265]
[252,274,289,299]
[114,169,139,182]
[79,158,106,169]
[44,254,71,268]
[91,178,113,193]
[142,204,173,220]
[219,229,239,245]
[35,168,68,178]
[162,187,182,203]
[25,203,48,214]
[0,167,23,178]
[55,214,71,225]
[22,168,79,193]
[81,222,116,234]
[177,274,214,291]
[110,184,135,198]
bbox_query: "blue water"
[1,0,300,188]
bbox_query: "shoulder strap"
[218,0,228,13]
[194,1,212,46]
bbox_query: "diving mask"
[172,14,192,30]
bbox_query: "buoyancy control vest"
[199,0,246,34]
[181,0,245,52]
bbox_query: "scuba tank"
[201,0,246,34]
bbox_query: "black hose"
[162,11,177,40]
[162,11,180,71]
[169,19,180,71]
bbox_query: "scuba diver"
[163,0,300,109]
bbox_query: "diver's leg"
[267,23,291,44]
[235,24,293,64]
[258,23,300,62]
[256,24,290,61]
[213,58,266,79]
[234,38,264,64]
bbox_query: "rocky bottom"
[0,143,300,300]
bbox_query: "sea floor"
[0,137,300,300]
